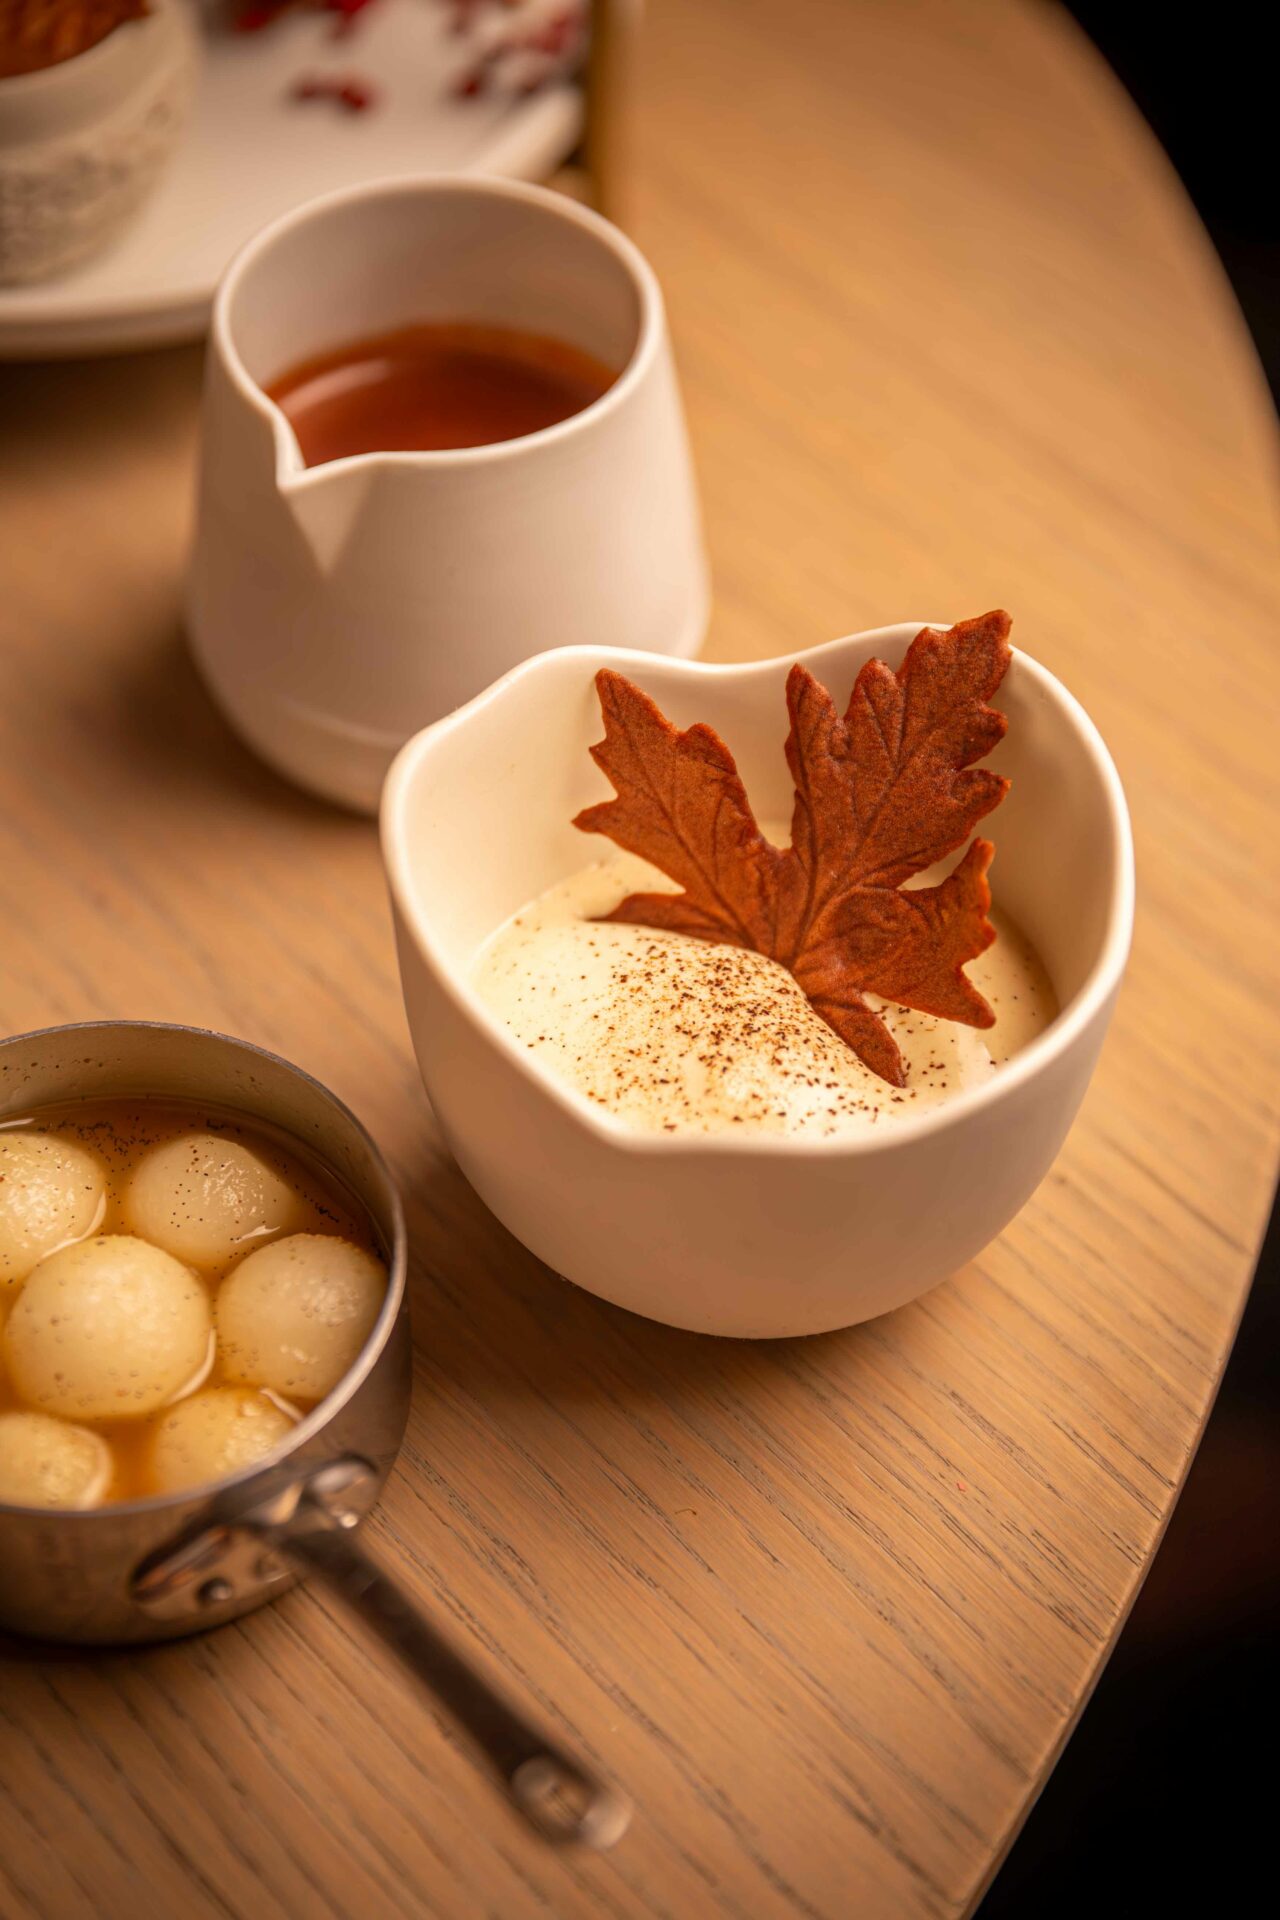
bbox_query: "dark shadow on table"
[104,621,368,829]
[980,5,1279,1913]
[0,346,204,466]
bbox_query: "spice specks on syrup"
[473,842,1057,1140]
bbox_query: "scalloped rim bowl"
[382,624,1134,1336]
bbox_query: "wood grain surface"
[1,2,1278,1916]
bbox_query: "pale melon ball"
[124,1131,301,1271]
[149,1386,296,1494]
[0,1132,106,1291]
[4,1235,212,1419]
[0,1410,112,1509]
[217,1233,384,1401]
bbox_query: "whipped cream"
[473,844,1056,1139]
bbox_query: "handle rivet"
[197,1577,234,1608]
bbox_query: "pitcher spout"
[278,458,379,576]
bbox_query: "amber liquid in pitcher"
[267,320,619,466]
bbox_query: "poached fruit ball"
[0,1131,106,1290]
[149,1386,296,1494]
[124,1131,301,1270]
[4,1235,212,1419]
[0,1410,111,1509]
[216,1233,384,1401]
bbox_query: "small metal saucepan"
[0,1021,628,1849]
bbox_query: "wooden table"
[2,2,1277,1915]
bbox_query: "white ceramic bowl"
[382,624,1134,1338]
[0,0,196,287]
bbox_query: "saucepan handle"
[279,1512,630,1847]
[131,1456,630,1849]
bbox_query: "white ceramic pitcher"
[187,175,709,813]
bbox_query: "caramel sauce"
[267,320,619,466]
[0,1100,382,1503]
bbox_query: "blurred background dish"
[0,0,198,289]
[0,0,590,354]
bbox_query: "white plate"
[0,4,583,358]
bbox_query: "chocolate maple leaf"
[572,611,1013,1086]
